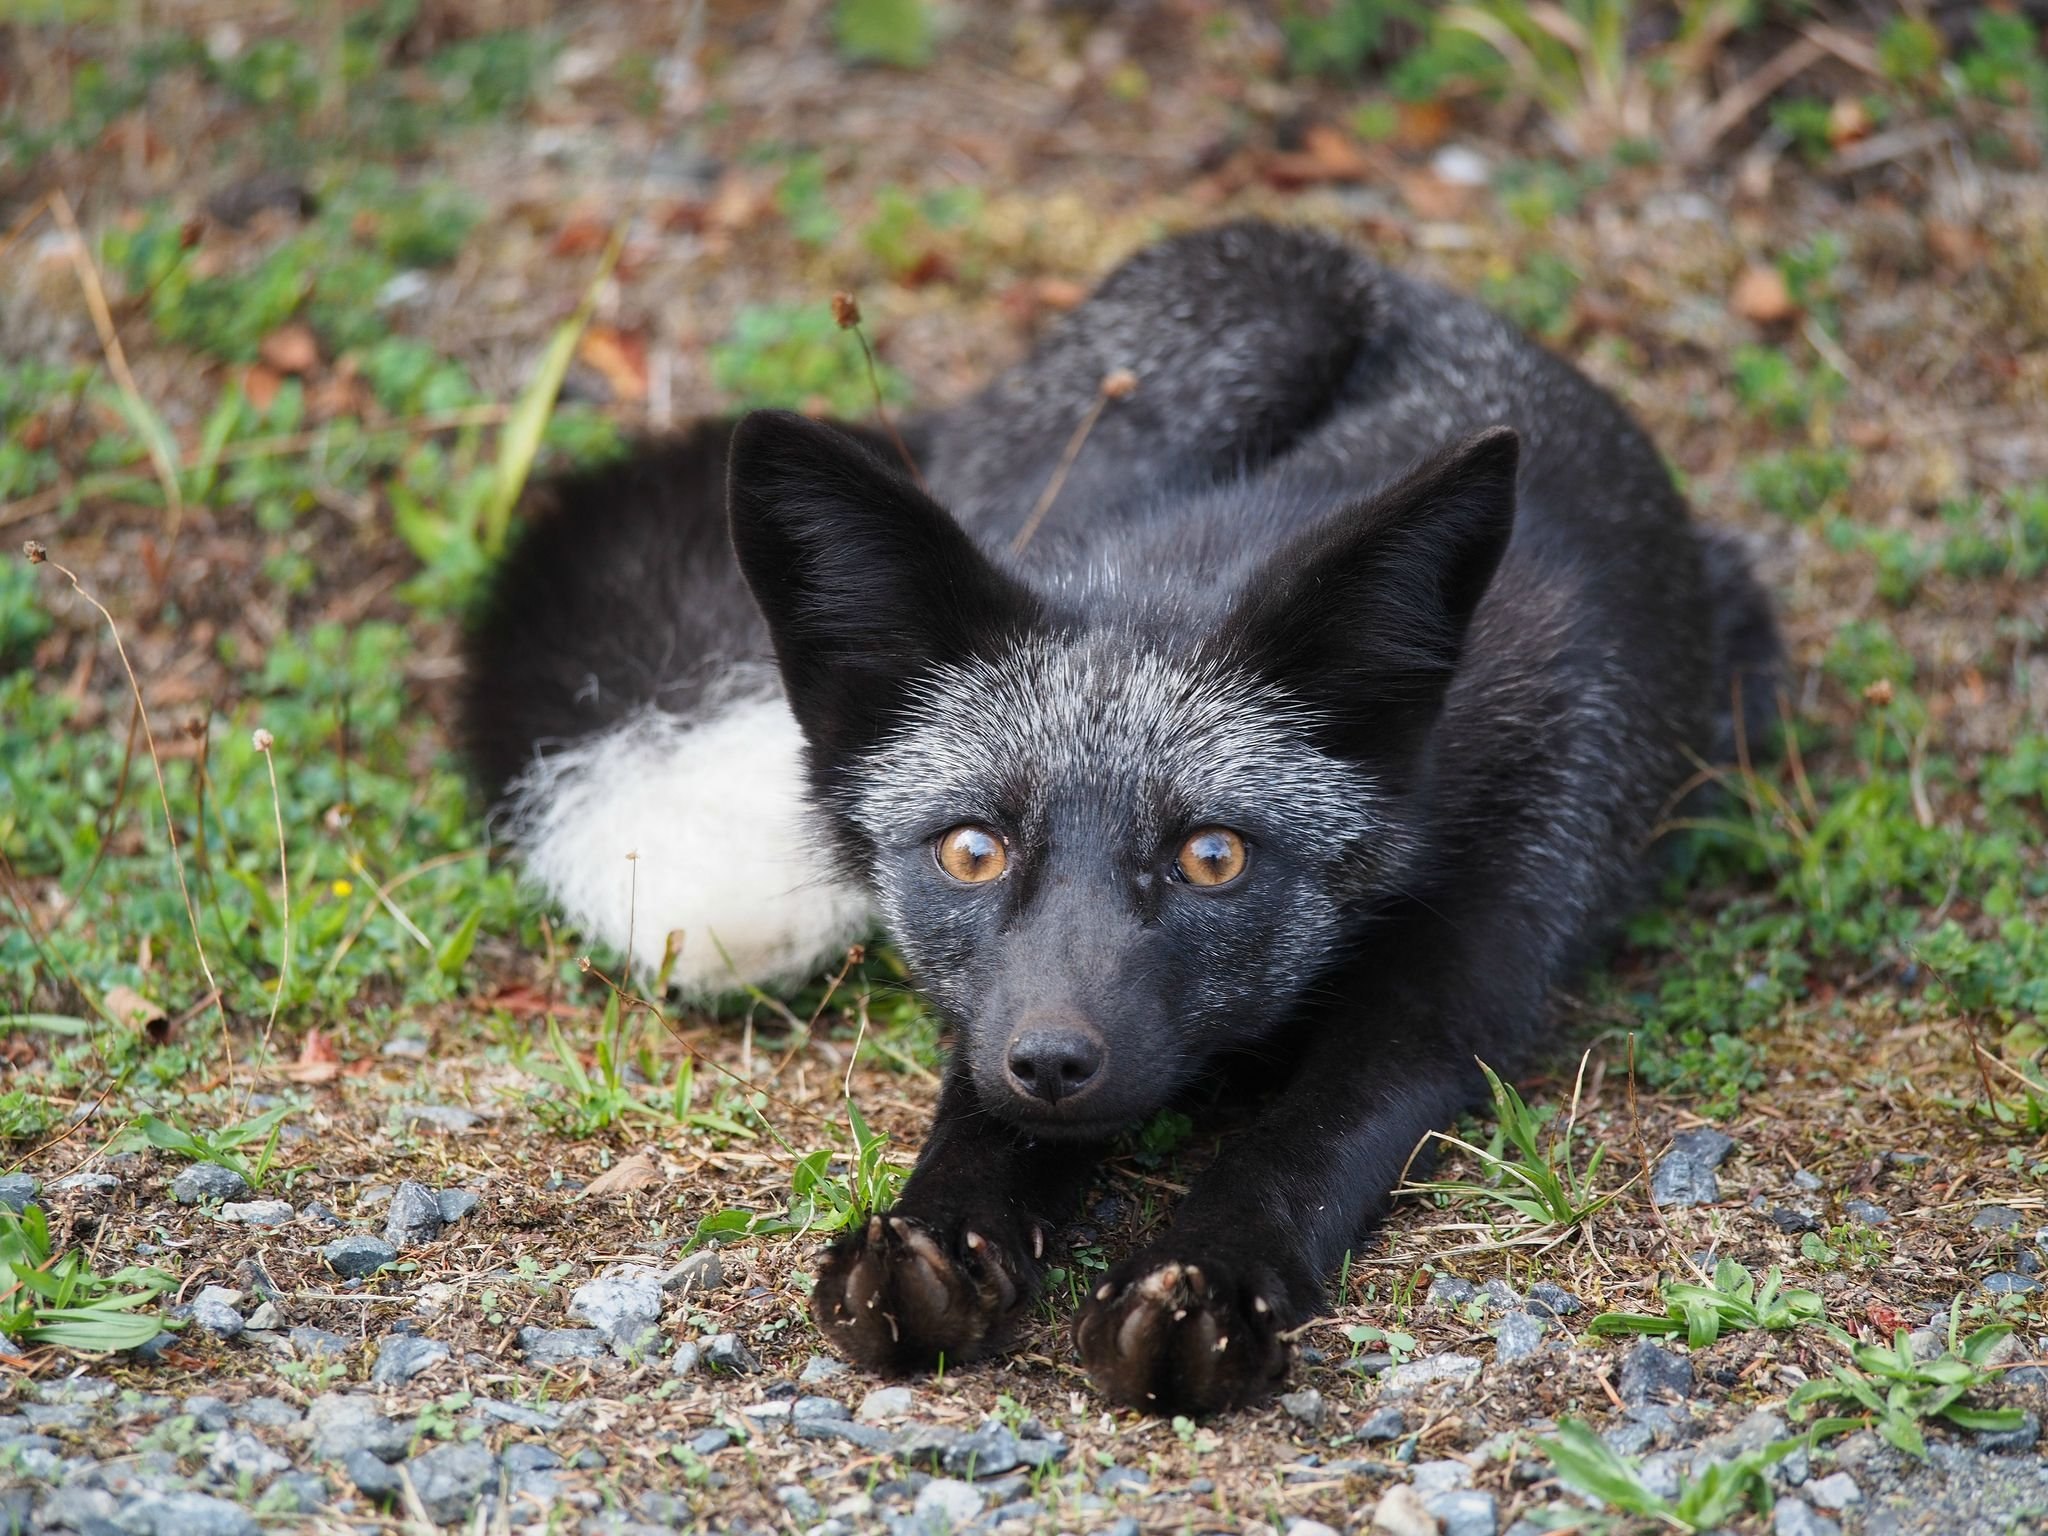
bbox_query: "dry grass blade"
[47,190,185,538]
[249,728,290,1107]
[833,291,924,489]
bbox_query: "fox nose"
[1005,1020,1104,1104]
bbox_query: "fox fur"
[462,219,1779,1413]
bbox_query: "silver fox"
[463,220,1778,1413]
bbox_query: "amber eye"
[1175,827,1248,888]
[935,824,1008,884]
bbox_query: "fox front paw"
[1075,1255,1290,1415]
[811,1213,1032,1373]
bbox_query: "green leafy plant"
[1,1203,176,1353]
[834,0,933,69]
[1541,1416,1792,1532]
[692,1097,906,1245]
[1401,1060,1625,1244]
[122,1103,295,1189]
[1588,1258,1824,1348]
[1343,1322,1419,1365]
[1789,1315,2027,1457]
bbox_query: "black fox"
[463,220,1779,1414]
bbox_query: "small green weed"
[1789,1315,2027,1457]
[119,1103,296,1189]
[1588,1258,1825,1347]
[692,1097,907,1246]
[835,0,934,69]
[1541,1416,1794,1532]
[1,1203,176,1353]
[711,302,908,417]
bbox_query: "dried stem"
[832,292,924,489]
[250,728,291,1107]
[1011,368,1137,557]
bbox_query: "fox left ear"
[728,410,1042,763]
[1214,426,1518,775]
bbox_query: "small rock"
[1096,1464,1149,1493]
[261,1473,327,1515]
[1983,1272,2041,1295]
[741,1399,794,1422]
[665,1249,725,1295]
[111,1491,257,1536]
[1652,1150,1719,1208]
[1289,1522,1341,1536]
[1281,1388,1327,1431]
[793,1395,850,1424]
[1806,1472,1861,1509]
[1477,1278,1522,1313]
[1843,1200,1890,1226]
[796,1418,898,1453]
[669,1341,701,1376]
[218,1200,293,1227]
[243,1302,284,1332]
[404,1441,495,1525]
[398,1104,479,1134]
[1360,1407,1407,1442]
[1616,1340,1692,1405]
[234,1397,301,1430]
[1343,1352,1395,1377]
[171,1164,250,1205]
[1525,1282,1581,1319]
[945,1421,1021,1478]
[0,1174,40,1211]
[381,1035,429,1058]
[371,1333,448,1386]
[1413,1459,1472,1494]
[912,1478,983,1530]
[1013,1434,1069,1467]
[1381,1353,1483,1397]
[1768,1206,1822,1234]
[1975,1410,2040,1453]
[1774,1499,1841,1536]
[700,1332,760,1372]
[189,1297,244,1339]
[1671,1127,1736,1166]
[1971,1205,2023,1230]
[1371,1483,1438,1536]
[477,1399,563,1432]
[322,1235,396,1278]
[306,1394,409,1462]
[687,1428,732,1455]
[1427,1275,1477,1309]
[343,1448,402,1502]
[300,1201,342,1226]
[569,1268,665,1354]
[51,1172,119,1197]
[517,1327,610,1366]
[1431,145,1491,187]
[856,1392,913,1425]
[436,1189,480,1224]
[800,1354,849,1385]
[776,1485,821,1524]
[1494,1311,1547,1364]
[382,1181,444,1248]
[289,1326,351,1358]
[207,1430,288,1482]
[1428,1489,1498,1536]
[1791,1170,1824,1191]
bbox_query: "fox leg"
[813,1064,1101,1373]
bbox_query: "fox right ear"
[728,410,1041,761]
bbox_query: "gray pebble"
[1427,1489,1499,1536]
[1774,1499,1842,1536]
[669,1341,702,1376]
[1791,1170,1824,1191]
[206,1430,287,1482]
[1971,1205,2023,1230]
[517,1327,611,1366]
[1097,1464,1150,1493]
[945,1421,1021,1478]
[1413,1459,1472,1494]
[1616,1340,1692,1405]
[1381,1353,1483,1396]
[700,1332,761,1372]
[371,1333,448,1386]
[217,1200,293,1227]
[398,1105,480,1134]
[912,1478,983,1529]
[1280,1388,1326,1430]
[569,1269,665,1354]
[0,1174,40,1211]
[403,1442,495,1525]
[800,1353,849,1385]
[343,1448,402,1502]
[1526,1282,1581,1318]
[1013,1435,1069,1467]
[1671,1127,1736,1166]
[110,1491,256,1536]
[1288,1522,1341,1536]
[1603,1420,1655,1457]
[860,1386,916,1422]
[382,1181,444,1248]
[1806,1472,1861,1508]
[288,1326,351,1358]
[242,1302,284,1332]
[321,1235,396,1279]
[233,1398,301,1430]
[1359,1407,1407,1442]
[1843,1200,1890,1226]
[300,1201,341,1227]
[1975,1410,2040,1453]
[1478,1278,1523,1313]
[476,1399,563,1432]
[170,1164,249,1206]
[259,1473,326,1515]
[776,1485,821,1523]
[1651,1150,1719,1208]
[51,1172,119,1198]
[434,1188,480,1224]
[1427,1275,1477,1309]
[793,1396,850,1424]
[796,1418,898,1453]
[188,1299,243,1339]
[665,1249,725,1295]
[1769,1206,1822,1233]
[687,1428,732,1456]
[305,1394,409,1462]
[1983,1272,2041,1295]
[1494,1311,1547,1363]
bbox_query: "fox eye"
[935,824,1008,884]
[1175,827,1248,888]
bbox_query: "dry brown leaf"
[584,1151,664,1196]
[279,1027,343,1084]
[1731,264,1796,325]
[103,984,169,1044]
[242,364,283,413]
[577,325,649,403]
[258,322,319,375]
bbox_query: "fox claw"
[812,1210,1028,1373]
[1075,1253,1288,1415]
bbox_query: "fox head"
[728,411,1517,1139]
